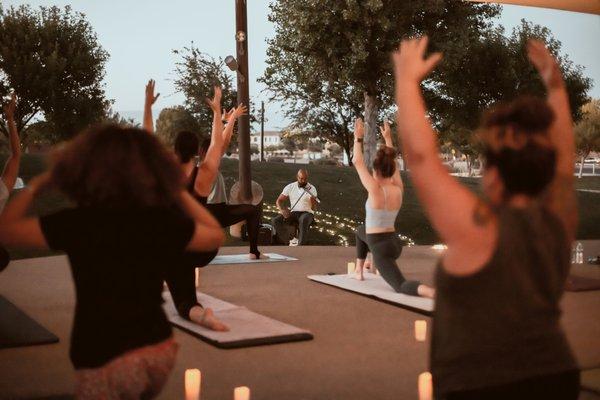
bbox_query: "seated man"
[272,169,318,245]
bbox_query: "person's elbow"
[202,226,225,251]
[211,228,226,249]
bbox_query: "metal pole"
[235,0,252,202]
[260,101,265,162]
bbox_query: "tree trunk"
[363,92,378,169]
[578,154,586,178]
[345,145,353,167]
[466,154,473,177]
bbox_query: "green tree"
[155,106,202,147]
[173,44,238,136]
[263,0,499,167]
[575,100,600,178]
[436,21,591,174]
[281,136,297,154]
[0,4,110,141]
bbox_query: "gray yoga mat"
[308,273,434,315]
[208,253,297,265]
[163,292,312,348]
[0,295,59,349]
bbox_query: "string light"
[261,203,414,248]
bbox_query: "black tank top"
[187,165,207,205]
[431,205,577,395]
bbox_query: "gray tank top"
[365,186,399,230]
[431,205,577,395]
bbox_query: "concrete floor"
[0,242,599,400]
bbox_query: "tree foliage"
[155,106,202,147]
[262,0,500,166]
[173,44,238,136]
[575,99,600,177]
[436,20,592,161]
[0,4,110,142]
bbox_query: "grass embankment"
[2,153,600,259]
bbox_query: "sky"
[2,0,599,130]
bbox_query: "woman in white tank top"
[352,119,434,298]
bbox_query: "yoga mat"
[208,253,297,265]
[163,292,313,348]
[565,275,600,292]
[0,295,59,349]
[308,273,434,315]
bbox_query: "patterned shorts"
[75,338,179,400]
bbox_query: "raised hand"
[205,86,223,113]
[223,108,234,122]
[145,79,160,106]
[3,92,16,120]
[229,103,247,121]
[527,39,563,90]
[392,36,442,84]
[379,120,392,144]
[354,118,365,140]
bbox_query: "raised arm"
[143,79,160,133]
[220,104,247,156]
[0,172,50,249]
[2,93,21,192]
[194,87,224,197]
[380,121,403,189]
[352,118,378,192]
[393,37,493,252]
[527,40,577,241]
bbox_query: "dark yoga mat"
[565,275,600,292]
[0,295,59,349]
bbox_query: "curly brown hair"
[373,147,397,178]
[480,96,557,197]
[50,124,184,208]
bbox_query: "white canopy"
[466,0,600,15]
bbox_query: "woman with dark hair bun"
[352,119,435,298]
[0,124,224,398]
[393,37,579,399]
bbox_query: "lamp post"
[226,1,263,206]
[234,0,252,202]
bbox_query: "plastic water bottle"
[576,242,584,264]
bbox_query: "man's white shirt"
[282,182,317,214]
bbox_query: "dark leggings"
[355,225,420,296]
[443,370,580,400]
[206,202,261,258]
[165,251,218,320]
[166,203,262,320]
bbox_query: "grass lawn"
[2,152,600,259]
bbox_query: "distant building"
[250,131,282,153]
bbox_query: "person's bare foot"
[190,307,229,331]
[364,260,372,271]
[418,285,435,299]
[248,253,268,260]
[352,266,364,281]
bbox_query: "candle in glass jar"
[185,369,201,400]
[415,320,427,342]
[347,262,355,275]
[234,386,250,400]
[418,372,432,400]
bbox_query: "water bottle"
[576,242,584,264]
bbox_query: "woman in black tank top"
[392,38,579,398]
